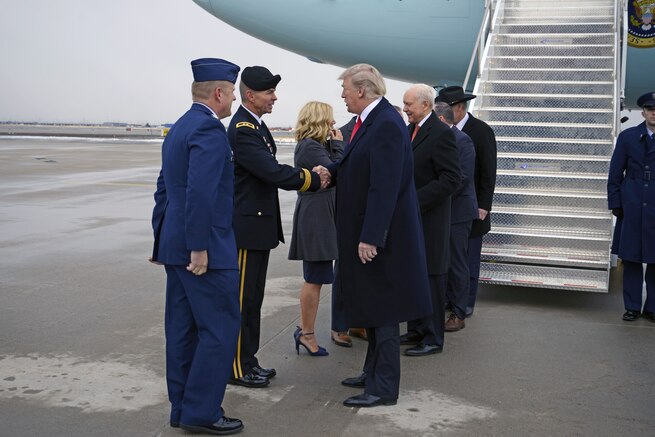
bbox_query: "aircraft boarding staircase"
[469,0,621,292]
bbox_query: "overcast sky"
[0,0,412,127]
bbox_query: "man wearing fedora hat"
[608,91,655,323]
[227,66,327,389]
[436,86,497,325]
[151,58,244,434]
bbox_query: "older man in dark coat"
[318,64,432,407]
[608,91,655,323]
[400,84,461,356]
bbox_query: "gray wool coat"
[288,137,343,261]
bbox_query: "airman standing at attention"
[226,66,327,388]
[608,91,655,323]
[151,57,243,435]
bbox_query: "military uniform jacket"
[328,98,432,327]
[607,121,655,263]
[227,105,320,250]
[151,103,238,270]
[451,126,479,225]
[461,113,497,237]
[409,112,461,275]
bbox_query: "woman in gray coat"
[288,101,343,356]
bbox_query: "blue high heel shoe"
[294,330,329,356]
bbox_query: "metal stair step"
[492,125,612,141]
[477,107,613,124]
[482,244,609,268]
[492,211,611,233]
[502,16,613,24]
[496,23,614,34]
[504,7,613,18]
[496,172,607,193]
[480,79,614,95]
[497,155,610,175]
[493,33,615,45]
[489,44,613,57]
[485,68,613,81]
[478,263,609,292]
[487,56,613,69]
[494,187,606,198]
[479,94,613,109]
[494,205,611,219]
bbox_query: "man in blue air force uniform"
[151,58,244,435]
[226,66,325,388]
[608,91,655,324]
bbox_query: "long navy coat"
[329,98,432,327]
[607,121,655,263]
[151,103,238,270]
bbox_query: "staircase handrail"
[462,0,501,94]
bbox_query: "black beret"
[241,66,281,91]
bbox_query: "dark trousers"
[232,248,270,379]
[165,265,240,426]
[622,261,655,313]
[406,274,446,347]
[447,221,472,319]
[363,324,400,400]
[331,261,348,332]
[467,235,484,310]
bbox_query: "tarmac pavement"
[0,136,653,436]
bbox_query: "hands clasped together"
[312,165,332,190]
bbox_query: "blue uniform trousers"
[467,235,484,311]
[164,265,240,426]
[447,221,473,319]
[622,261,655,313]
[363,324,401,400]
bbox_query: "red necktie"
[411,124,420,141]
[349,117,362,142]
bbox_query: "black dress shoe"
[622,310,641,321]
[228,371,269,388]
[341,372,366,388]
[180,416,244,435]
[404,343,443,357]
[343,393,397,408]
[170,421,179,428]
[399,331,422,345]
[252,364,276,379]
[642,311,655,323]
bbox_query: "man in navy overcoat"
[151,58,243,435]
[608,91,655,323]
[320,64,432,407]
[401,84,461,356]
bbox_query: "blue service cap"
[637,92,655,109]
[191,58,240,83]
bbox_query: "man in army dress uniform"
[227,66,325,388]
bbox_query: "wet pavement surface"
[0,136,653,436]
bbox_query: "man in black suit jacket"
[436,86,497,318]
[226,66,325,388]
[400,84,461,356]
